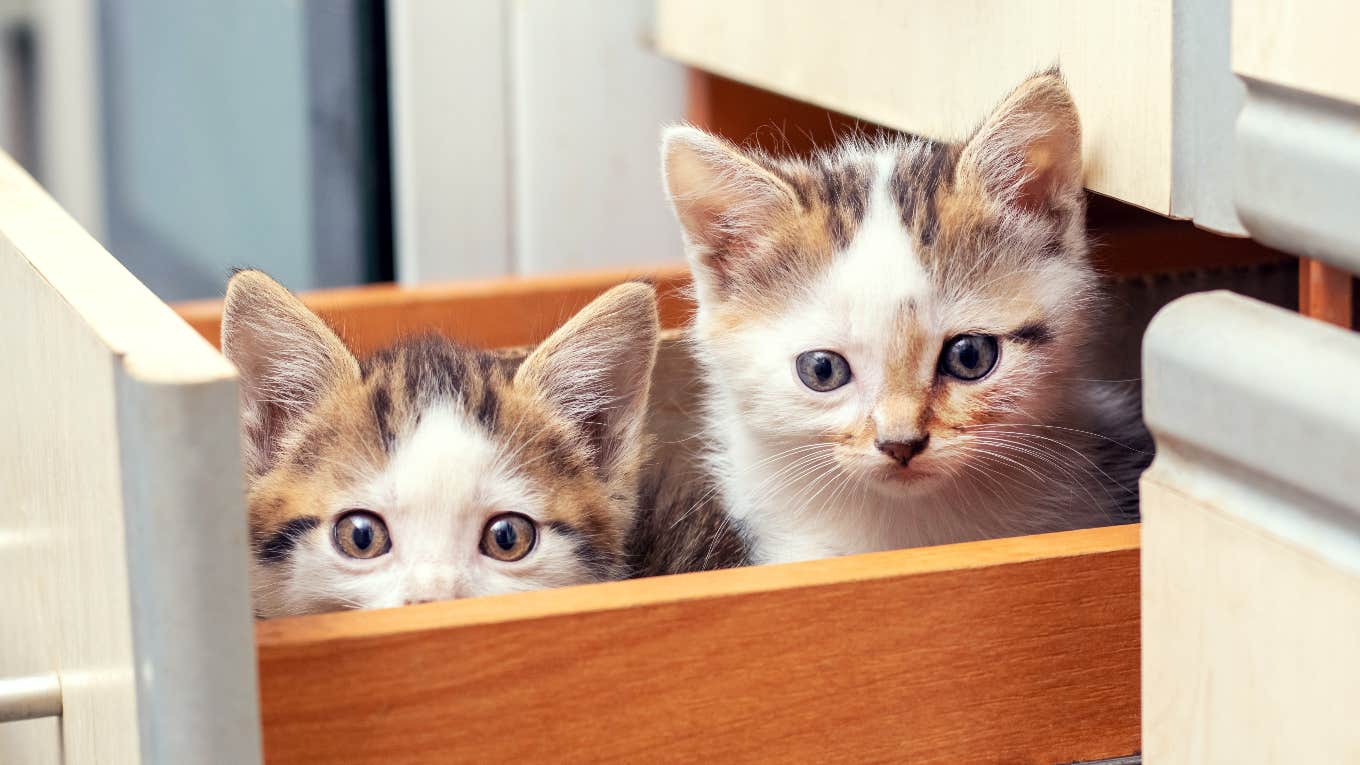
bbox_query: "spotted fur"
[223,271,659,617]
[658,71,1150,567]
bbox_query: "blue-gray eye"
[332,510,391,559]
[939,334,1000,381]
[796,350,852,392]
[481,513,537,562]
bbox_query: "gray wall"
[100,0,383,300]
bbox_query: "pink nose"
[875,435,929,466]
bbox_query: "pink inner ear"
[674,193,731,250]
[1013,135,1075,214]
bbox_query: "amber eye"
[796,350,852,392]
[480,513,537,562]
[939,334,1000,381]
[332,510,391,559]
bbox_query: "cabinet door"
[657,0,1177,214]
[1233,0,1360,271]
[1235,0,1360,105]
[1142,291,1360,763]
[0,151,260,764]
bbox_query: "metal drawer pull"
[0,672,62,723]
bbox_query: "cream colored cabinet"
[656,0,1244,233]
[0,152,261,764]
[1141,4,1360,761]
[1233,0,1360,273]
[1141,292,1360,763]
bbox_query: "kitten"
[221,271,659,617]
[654,71,1150,568]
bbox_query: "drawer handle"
[0,672,61,723]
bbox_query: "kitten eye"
[480,513,537,562]
[796,350,852,392]
[332,510,391,559]
[939,334,1000,381]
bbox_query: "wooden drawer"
[177,270,1154,763]
[655,0,1242,233]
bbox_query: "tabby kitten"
[656,72,1149,568]
[222,271,659,617]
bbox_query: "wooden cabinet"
[0,152,258,764]
[1139,7,1360,760]
[1141,292,1360,762]
[1234,0,1360,105]
[1232,0,1360,291]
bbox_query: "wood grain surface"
[174,264,694,355]
[1142,476,1360,763]
[257,524,1141,764]
[658,0,1176,213]
[1234,0,1360,104]
[1298,257,1354,329]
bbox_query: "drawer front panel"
[1234,0,1360,105]
[257,526,1140,765]
[657,0,1175,213]
[1232,0,1360,271]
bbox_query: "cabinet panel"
[657,0,1175,213]
[1142,291,1360,763]
[1234,0,1360,105]
[0,150,260,764]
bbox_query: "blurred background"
[0,0,685,300]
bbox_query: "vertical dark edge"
[1351,270,1359,330]
[360,0,395,284]
[303,0,394,288]
[2,21,40,178]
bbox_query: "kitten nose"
[404,568,460,605]
[876,435,929,466]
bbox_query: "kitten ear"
[221,270,360,478]
[661,125,799,291]
[514,282,660,479]
[956,71,1083,216]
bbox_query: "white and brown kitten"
[654,72,1149,568]
[222,271,659,617]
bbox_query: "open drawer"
[0,146,1291,763]
[175,271,1147,764]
